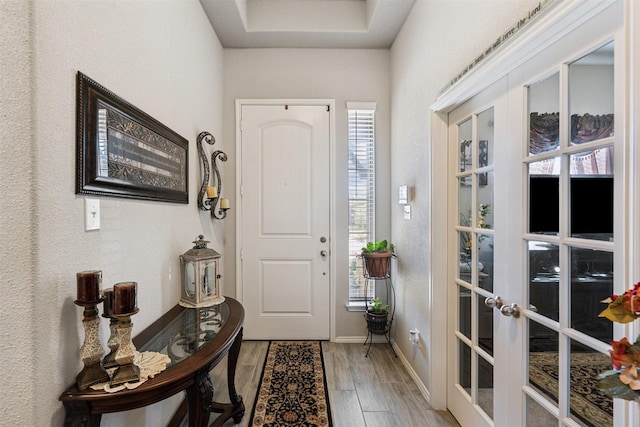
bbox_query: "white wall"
[390,0,539,403]
[223,48,391,338]
[0,2,36,426]
[0,1,224,425]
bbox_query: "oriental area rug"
[250,341,332,427]
[528,352,612,426]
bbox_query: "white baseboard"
[390,340,432,405]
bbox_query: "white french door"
[237,102,332,340]
[446,2,630,426]
[447,77,514,427]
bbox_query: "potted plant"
[364,296,390,334]
[361,240,395,278]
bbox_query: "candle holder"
[110,309,141,386]
[197,131,230,220]
[101,289,119,369]
[74,300,110,391]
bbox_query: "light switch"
[403,205,411,220]
[85,199,100,231]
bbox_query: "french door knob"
[500,303,520,318]
[484,295,504,309]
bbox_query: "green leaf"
[597,371,640,401]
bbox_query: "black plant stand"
[363,272,397,358]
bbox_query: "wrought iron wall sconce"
[197,131,229,220]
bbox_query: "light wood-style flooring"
[209,341,460,427]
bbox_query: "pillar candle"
[220,198,229,209]
[206,186,218,198]
[103,288,114,317]
[113,282,137,315]
[76,270,103,303]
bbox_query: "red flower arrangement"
[597,282,640,401]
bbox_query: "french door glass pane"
[477,294,493,356]
[459,178,471,227]
[459,339,472,395]
[528,321,559,402]
[529,241,559,322]
[477,172,493,229]
[477,355,494,419]
[459,231,472,281]
[569,42,614,146]
[459,285,471,339]
[478,234,493,292]
[529,159,560,235]
[569,339,613,427]
[570,247,613,343]
[459,118,473,173]
[569,147,614,241]
[529,72,559,155]
[477,108,494,167]
[526,395,558,427]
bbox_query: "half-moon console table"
[59,297,245,427]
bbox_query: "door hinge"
[240,249,244,261]
[239,120,243,131]
[326,105,330,112]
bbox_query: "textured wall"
[0,1,36,425]
[389,0,539,402]
[1,1,224,425]
[223,48,391,339]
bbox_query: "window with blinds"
[347,104,376,302]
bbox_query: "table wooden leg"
[227,327,245,422]
[209,327,245,426]
[187,369,214,427]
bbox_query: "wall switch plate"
[85,199,100,231]
[403,204,411,220]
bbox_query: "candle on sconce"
[206,186,218,198]
[220,198,230,209]
[113,282,138,315]
[76,270,103,303]
[103,288,114,317]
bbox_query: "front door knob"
[320,250,328,257]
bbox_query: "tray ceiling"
[199,0,416,48]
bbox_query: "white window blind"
[347,105,376,302]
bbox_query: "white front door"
[446,3,628,425]
[238,102,332,340]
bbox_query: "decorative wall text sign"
[447,1,551,89]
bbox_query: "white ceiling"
[199,0,416,49]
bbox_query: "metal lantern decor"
[179,235,224,308]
